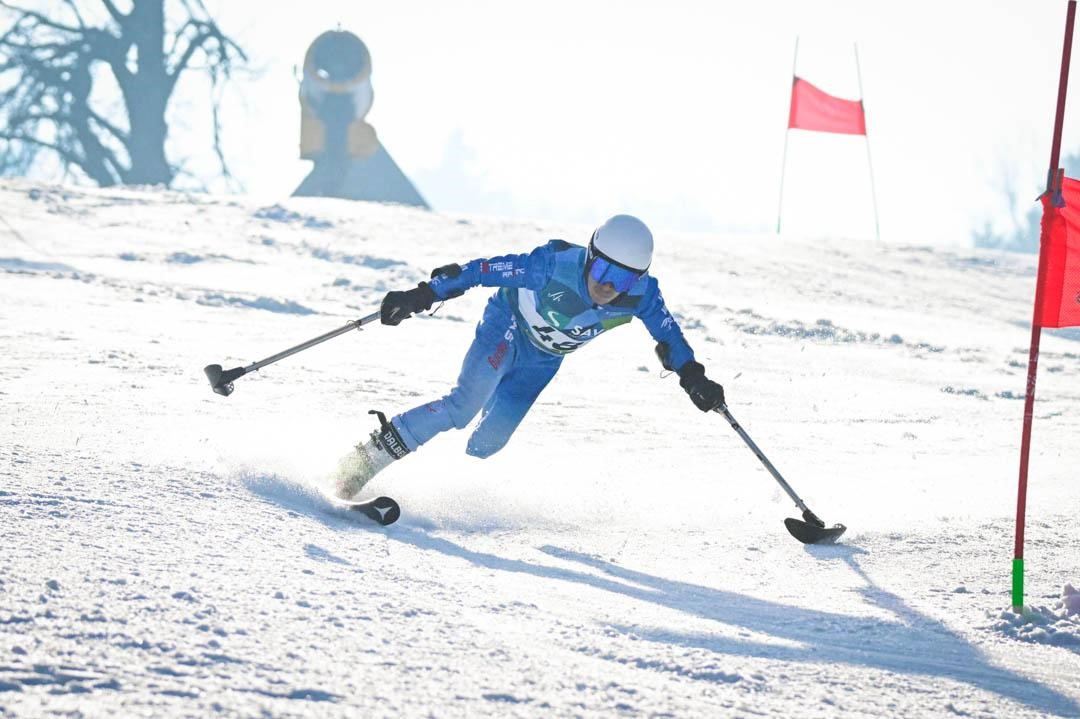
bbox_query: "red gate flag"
[1038,177,1080,328]
[788,77,867,135]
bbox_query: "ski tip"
[784,517,847,545]
[333,495,401,526]
[353,495,401,526]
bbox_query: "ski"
[784,511,846,545]
[335,495,401,526]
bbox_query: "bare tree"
[0,0,246,187]
[974,150,1080,253]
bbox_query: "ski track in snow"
[2,179,1080,717]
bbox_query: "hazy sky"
[36,2,1080,245]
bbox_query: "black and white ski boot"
[332,410,410,500]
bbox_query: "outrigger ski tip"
[784,509,847,545]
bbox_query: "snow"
[987,586,1080,651]
[1068,585,1080,617]
[2,178,1079,717]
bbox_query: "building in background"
[293,30,428,208]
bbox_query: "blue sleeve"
[428,244,556,300]
[635,276,696,372]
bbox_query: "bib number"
[530,324,582,353]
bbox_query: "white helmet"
[589,214,653,273]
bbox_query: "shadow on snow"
[240,473,1077,716]
[387,527,1079,718]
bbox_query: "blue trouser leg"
[465,351,561,458]
[393,300,519,450]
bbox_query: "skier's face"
[586,274,621,305]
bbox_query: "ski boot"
[332,410,410,500]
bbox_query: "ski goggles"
[587,250,647,293]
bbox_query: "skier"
[332,214,726,499]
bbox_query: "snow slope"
[1,179,1079,717]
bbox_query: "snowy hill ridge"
[1,179,1079,717]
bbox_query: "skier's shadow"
[388,527,1079,717]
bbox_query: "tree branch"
[172,164,209,193]
[98,0,127,26]
[166,27,213,90]
[206,65,238,190]
[0,131,83,169]
[65,118,124,186]
[1,38,85,59]
[98,140,128,182]
[166,18,195,57]
[0,1,82,34]
[86,108,129,146]
[166,18,247,88]
[59,0,87,29]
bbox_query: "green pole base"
[1011,557,1025,613]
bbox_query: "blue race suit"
[391,240,696,458]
